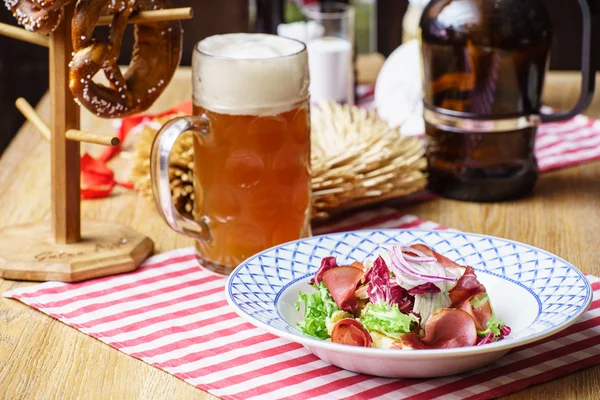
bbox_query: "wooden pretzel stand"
[0,5,192,282]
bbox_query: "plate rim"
[225,229,593,359]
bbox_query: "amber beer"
[191,104,311,270]
[151,34,311,273]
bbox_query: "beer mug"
[151,34,312,274]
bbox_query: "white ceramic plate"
[225,230,592,378]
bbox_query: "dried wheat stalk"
[309,101,427,218]
[130,114,196,218]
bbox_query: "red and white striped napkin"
[4,209,600,400]
[535,114,600,171]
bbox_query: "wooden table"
[0,69,599,399]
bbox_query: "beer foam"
[193,34,309,115]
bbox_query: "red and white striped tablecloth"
[4,209,600,400]
[535,114,600,171]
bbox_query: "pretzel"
[68,0,182,118]
[3,0,72,34]
[5,0,182,118]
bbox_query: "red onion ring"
[391,245,457,283]
[390,247,423,280]
[403,254,437,263]
[400,246,437,262]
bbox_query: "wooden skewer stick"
[15,98,120,147]
[15,98,51,140]
[97,7,193,25]
[0,8,192,46]
[0,22,49,47]
[66,129,120,146]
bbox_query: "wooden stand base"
[0,220,154,282]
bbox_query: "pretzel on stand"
[69,0,182,118]
[4,0,182,118]
[3,0,72,34]
[0,0,190,283]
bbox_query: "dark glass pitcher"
[420,0,599,202]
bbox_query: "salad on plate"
[296,243,511,349]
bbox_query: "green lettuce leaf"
[360,302,418,339]
[477,314,504,337]
[477,313,504,337]
[470,293,489,308]
[296,283,340,339]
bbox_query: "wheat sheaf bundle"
[130,114,196,217]
[310,102,427,218]
[130,102,427,219]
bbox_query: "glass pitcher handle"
[541,0,598,123]
[150,116,211,242]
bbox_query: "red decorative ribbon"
[80,100,193,199]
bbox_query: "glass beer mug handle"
[150,116,211,242]
[541,0,599,123]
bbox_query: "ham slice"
[310,256,338,285]
[422,309,478,348]
[472,297,493,328]
[409,244,461,269]
[457,293,494,332]
[449,266,486,307]
[400,309,478,349]
[350,261,365,270]
[322,266,363,313]
[331,319,373,347]
[458,299,486,331]
[398,333,428,350]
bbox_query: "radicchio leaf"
[367,256,414,312]
[407,282,441,295]
[477,332,496,346]
[366,256,390,304]
[477,323,510,345]
[363,257,381,283]
[390,282,414,313]
[310,256,338,285]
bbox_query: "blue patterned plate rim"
[225,229,592,358]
